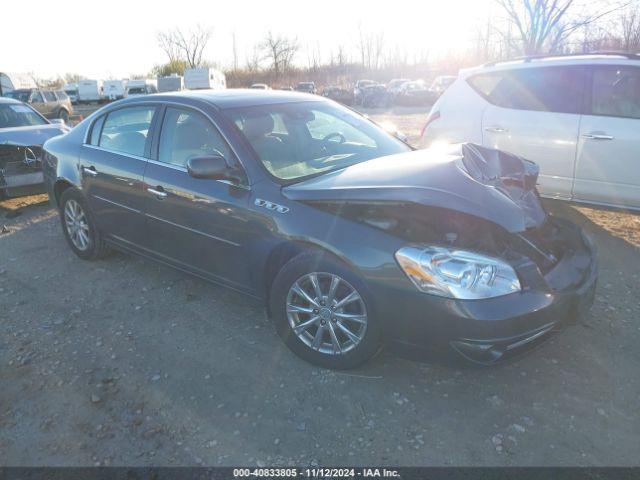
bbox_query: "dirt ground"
[1,109,639,467]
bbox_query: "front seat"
[241,113,288,172]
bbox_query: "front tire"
[59,188,109,260]
[270,252,381,369]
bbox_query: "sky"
[2,0,495,80]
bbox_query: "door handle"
[82,166,98,177]
[581,133,614,140]
[147,186,167,199]
[484,126,508,133]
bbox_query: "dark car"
[42,90,597,369]
[0,97,69,198]
[360,84,391,108]
[6,88,74,122]
[322,86,354,105]
[395,80,436,106]
[295,82,316,94]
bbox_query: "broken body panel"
[0,124,67,197]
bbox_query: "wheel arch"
[53,179,75,207]
[262,239,362,312]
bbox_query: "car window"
[0,103,48,128]
[56,91,68,100]
[225,101,410,181]
[89,115,106,145]
[307,110,376,147]
[158,107,232,167]
[43,91,56,102]
[31,91,44,103]
[99,106,155,157]
[468,66,585,114]
[591,66,640,119]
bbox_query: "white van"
[126,79,158,97]
[184,68,226,90]
[63,83,79,104]
[103,80,127,101]
[77,80,104,103]
[421,53,640,211]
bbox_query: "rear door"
[142,105,255,291]
[81,104,158,248]
[574,65,640,208]
[475,66,587,199]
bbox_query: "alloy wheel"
[286,272,368,355]
[64,199,90,251]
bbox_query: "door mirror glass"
[186,155,230,180]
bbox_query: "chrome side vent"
[255,198,290,214]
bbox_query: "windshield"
[6,90,32,102]
[0,103,48,128]
[128,87,145,94]
[225,101,410,181]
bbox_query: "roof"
[461,52,640,77]
[116,88,325,109]
[0,97,21,105]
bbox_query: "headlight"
[395,246,521,300]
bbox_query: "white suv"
[421,54,640,210]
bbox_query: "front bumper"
[376,225,598,364]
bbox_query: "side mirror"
[50,118,65,126]
[187,155,234,181]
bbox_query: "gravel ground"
[1,110,639,467]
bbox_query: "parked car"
[43,90,596,368]
[387,78,410,96]
[361,84,391,108]
[104,80,127,101]
[5,88,73,122]
[126,79,158,97]
[0,97,68,198]
[321,86,353,105]
[250,83,270,90]
[77,80,104,103]
[421,53,640,211]
[353,79,375,105]
[295,82,317,94]
[428,75,457,98]
[395,80,434,106]
[184,68,226,90]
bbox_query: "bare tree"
[496,0,627,55]
[232,32,239,71]
[156,25,213,68]
[259,32,299,78]
[618,4,640,51]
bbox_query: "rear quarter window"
[467,66,586,114]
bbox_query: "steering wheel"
[322,132,346,144]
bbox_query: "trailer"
[157,75,183,93]
[1,72,37,97]
[77,80,104,103]
[184,68,226,90]
[103,80,127,101]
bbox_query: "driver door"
[142,105,255,291]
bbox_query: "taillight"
[420,110,440,137]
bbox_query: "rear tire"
[270,252,381,369]
[59,188,109,260]
[58,109,69,122]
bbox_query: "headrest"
[242,113,275,139]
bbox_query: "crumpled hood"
[283,143,546,233]
[0,124,68,147]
